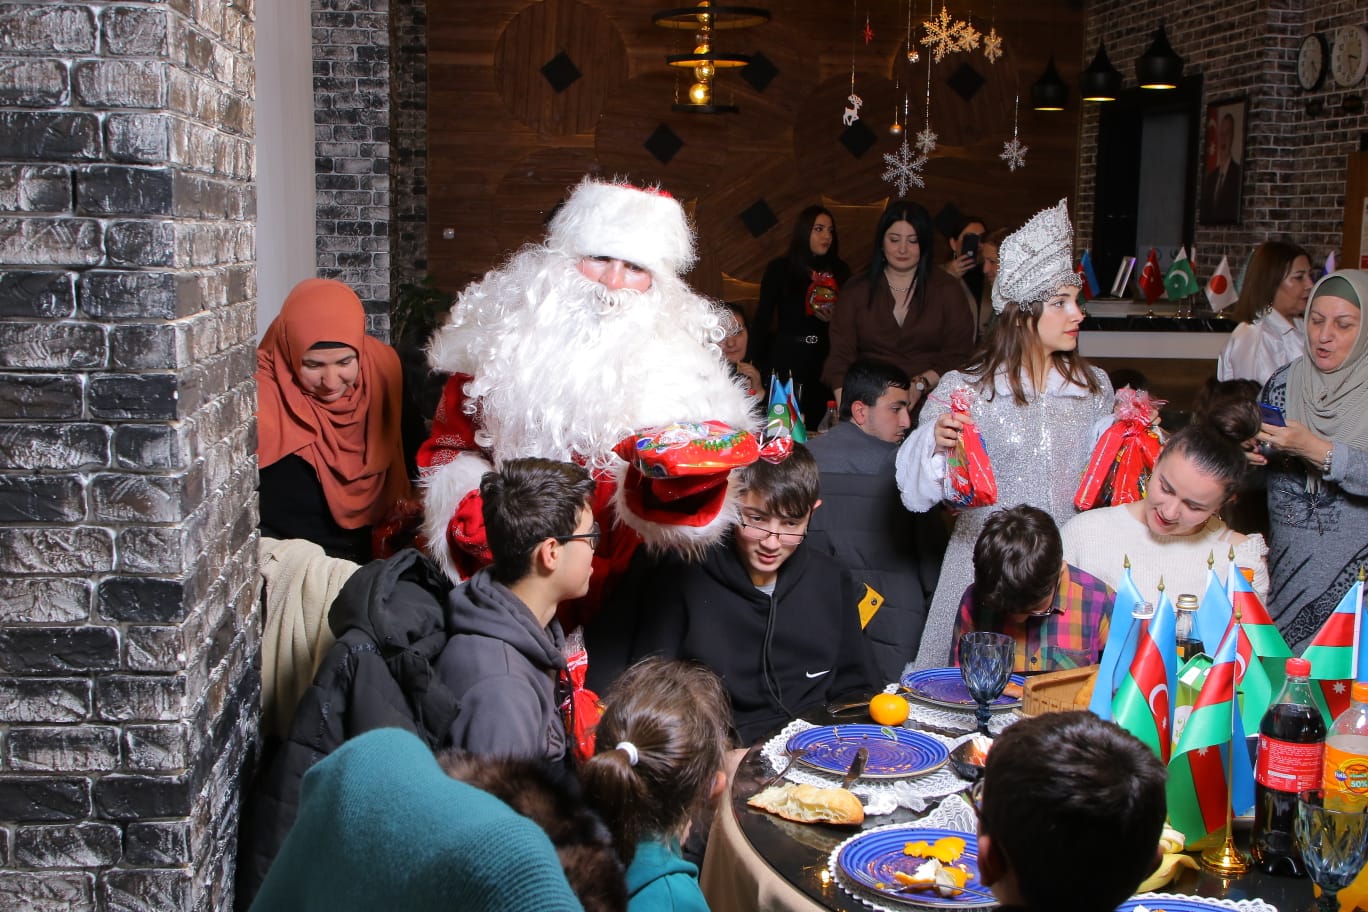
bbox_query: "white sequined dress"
[895,366,1114,671]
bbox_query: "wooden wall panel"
[426,0,1085,296]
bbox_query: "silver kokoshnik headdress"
[991,198,1081,314]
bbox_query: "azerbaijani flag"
[1081,250,1101,300]
[1113,588,1178,761]
[1089,560,1146,720]
[1301,577,1367,723]
[1228,566,1290,735]
[765,375,804,443]
[783,377,807,444]
[1167,621,1256,843]
[1196,565,1232,656]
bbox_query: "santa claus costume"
[418,178,758,628]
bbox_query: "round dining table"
[700,699,1326,912]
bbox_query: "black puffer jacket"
[238,549,459,906]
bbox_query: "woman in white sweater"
[1060,411,1269,604]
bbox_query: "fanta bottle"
[1322,681,1368,908]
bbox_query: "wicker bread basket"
[1021,665,1100,716]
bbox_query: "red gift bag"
[1075,388,1165,510]
[942,388,998,509]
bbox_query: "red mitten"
[447,489,493,579]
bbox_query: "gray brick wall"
[1077,0,1368,273]
[0,1,260,908]
[392,0,427,299]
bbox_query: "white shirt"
[1217,310,1304,386]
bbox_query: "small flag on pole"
[1205,256,1238,312]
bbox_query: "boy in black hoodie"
[436,458,598,765]
[615,444,876,745]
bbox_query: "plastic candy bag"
[942,388,998,509]
[614,421,759,478]
[1075,387,1166,510]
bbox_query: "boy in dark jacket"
[612,444,876,745]
[436,457,598,765]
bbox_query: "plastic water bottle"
[1251,657,1325,876]
[816,400,838,434]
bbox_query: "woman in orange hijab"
[257,279,410,561]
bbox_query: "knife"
[841,746,869,789]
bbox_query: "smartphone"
[961,233,980,262]
[1259,403,1286,427]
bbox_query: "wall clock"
[1298,33,1328,91]
[1331,25,1368,88]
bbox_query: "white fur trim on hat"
[608,461,740,558]
[547,177,697,278]
[419,451,492,583]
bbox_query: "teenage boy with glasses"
[600,444,876,745]
[436,457,599,767]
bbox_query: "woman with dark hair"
[753,205,850,428]
[1217,240,1313,384]
[822,199,973,409]
[718,303,762,400]
[1257,270,1368,652]
[896,199,1113,670]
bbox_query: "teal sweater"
[626,839,709,912]
[251,728,582,912]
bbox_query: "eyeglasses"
[736,519,806,546]
[556,523,601,550]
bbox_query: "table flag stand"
[1201,604,1249,876]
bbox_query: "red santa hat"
[546,178,696,278]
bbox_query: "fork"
[755,748,812,791]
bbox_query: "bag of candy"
[942,388,998,509]
[1074,387,1165,510]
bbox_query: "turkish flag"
[1138,248,1165,304]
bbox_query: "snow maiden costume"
[895,200,1114,671]
[417,178,758,626]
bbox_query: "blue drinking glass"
[959,631,1015,735]
[1296,789,1368,912]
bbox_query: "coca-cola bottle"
[1251,657,1326,876]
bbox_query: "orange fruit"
[869,693,910,726]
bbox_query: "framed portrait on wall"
[1199,96,1248,225]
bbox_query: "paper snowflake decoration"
[1000,136,1028,172]
[920,5,958,63]
[863,17,874,44]
[882,139,927,194]
[982,27,1003,63]
[915,126,938,156]
[953,20,981,53]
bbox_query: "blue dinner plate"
[837,826,992,907]
[900,668,1026,712]
[786,724,949,780]
[1116,895,1256,912]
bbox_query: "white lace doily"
[1126,893,1277,912]
[882,681,1024,737]
[826,793,994,912]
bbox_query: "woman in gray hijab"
[1257,269,1368,652]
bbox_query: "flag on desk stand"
[765,375,806,445]
[1323,250,1338,279]
[1300,572,1367,724]
[1166,621,1256,843]
[1138,248,1166,304]
[1089,559,1146,720]
[1113,586,1178,762]
[1165,247,1201,300]
[1079,250,1101,300]
[1205,256,1238,312]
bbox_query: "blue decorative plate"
[900,668,1026,712]
[1116,895,1272,912]
[837,826,993,907]
[785,724,949,780]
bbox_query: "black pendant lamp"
[1031,56,1069,111]
[1081,41,1123,101]
[1135,24,1184,89]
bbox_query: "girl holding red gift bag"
[896,199,1114,671]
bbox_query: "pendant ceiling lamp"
[653,3,771,113]
[1081,41,1123,101]
[1135,24,1184,89]
[1030,55,1068,111]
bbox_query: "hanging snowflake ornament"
[952,19,981,53]
[981,27,1002,63]
[920,5,958,63]
[1000,136,1027,171]
[864,16,874,44]
[881,138,927,194]
[915,126,938,156]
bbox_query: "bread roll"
[746,783,865,825]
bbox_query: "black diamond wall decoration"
[644,124,685,165]
[933,203,965,239]
[839,120,877,158]
[739,199,778,238]
[947,63,985,101]
[540,52,582,93]
[741,53,778,92]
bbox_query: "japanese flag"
[1205,255,1237,312]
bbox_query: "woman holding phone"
[1256,269,1368,652]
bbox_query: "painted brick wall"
[391,0,427,297]
[0,2,260,908]
[1077,0,1368,272]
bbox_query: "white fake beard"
[427,251,757,471]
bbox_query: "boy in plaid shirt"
[951,505,1112,674]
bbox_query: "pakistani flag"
[1301,576,1367,724]
[1089,561,1146,720]
[1113,588,1177,762]
[1165,247,1201,300]
[1167,621,1256,843]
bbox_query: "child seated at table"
[978,711,1167,912]
[580,657,731,912]
[951,505,1112,674]
[593,444,876,745]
